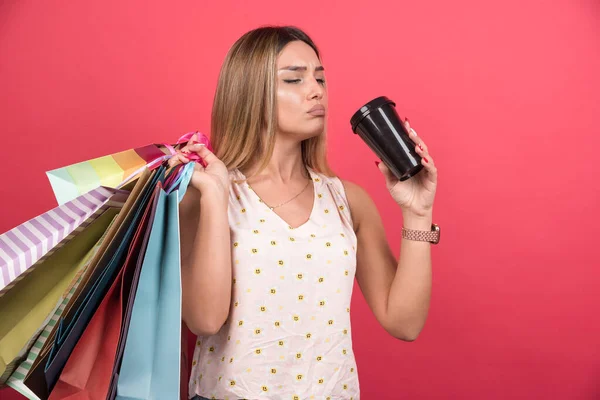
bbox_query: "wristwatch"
[402,224,440,244]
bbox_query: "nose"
[307,77,324,101]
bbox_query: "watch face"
[431,224,440,244]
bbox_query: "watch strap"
[402,224,440,244]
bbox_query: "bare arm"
[344,180,432,341]
[170,138,233,336]
[179,185,232,336]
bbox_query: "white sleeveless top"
[189,167,360,400]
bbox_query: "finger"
[188,143,220,165]
[408,128,429,152]
[188,143,206,152]
[167,153,189,168]
[414,146,437,184]
[415,143,432,164]
[178,134,198,153]
[413,131,427,152]
[419,152,436,177]
[406,123,417,141]
[179,153,191,164]
[167,155,180,168]
[422,156,438,183]
[406,124,416,138]
[179,134,199,152]
[180,143,193,153]
[414,139,429,156]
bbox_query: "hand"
[376,119,438,217]
[167,133,230,199]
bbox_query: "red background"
[1,0,599,399]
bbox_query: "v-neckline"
[235,167,318,231]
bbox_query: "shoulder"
[337,178,378,232]
[310,169,380,231]
[339,178,375,210]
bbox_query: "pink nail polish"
[375,161,380,167]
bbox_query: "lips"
[307,104,326,116]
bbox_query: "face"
[275,40,328,141]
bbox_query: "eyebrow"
[279,65,325,72]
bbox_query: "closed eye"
[283,78,326,85]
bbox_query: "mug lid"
[350,96,396,133]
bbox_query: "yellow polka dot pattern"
[189,168,359,399]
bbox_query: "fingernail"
[419,144,423,151]
[423,157,429,163]
[405,117,410,124]
[375,161,380,167]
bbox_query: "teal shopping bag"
[115,162,194,400]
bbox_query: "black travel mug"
[350,96,423,181]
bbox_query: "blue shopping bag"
[116,162,194,400]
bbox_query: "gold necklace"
[247,170,312,210]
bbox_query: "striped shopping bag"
[3,213,118,398]
[0,206,122,384]
[0,186,128,297]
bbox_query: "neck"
[242,137,310,185]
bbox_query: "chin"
[299,129,324,141]
[303,119,327,139]
[281,125,324,142]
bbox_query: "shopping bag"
[48,173,163,399]
[0,206,120,385]
[180,322,190,400]
[106,183,163,400]
[45,131,211,206]
[6,216,117,400]
[42,166,164,394]
[45,144,170,206]
[105,165,186,400]
[115,162,194,400]
[18,168,157,400]
[0,186,128,297]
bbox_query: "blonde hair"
[210,26,334,178]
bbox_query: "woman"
[169,26,439,400]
